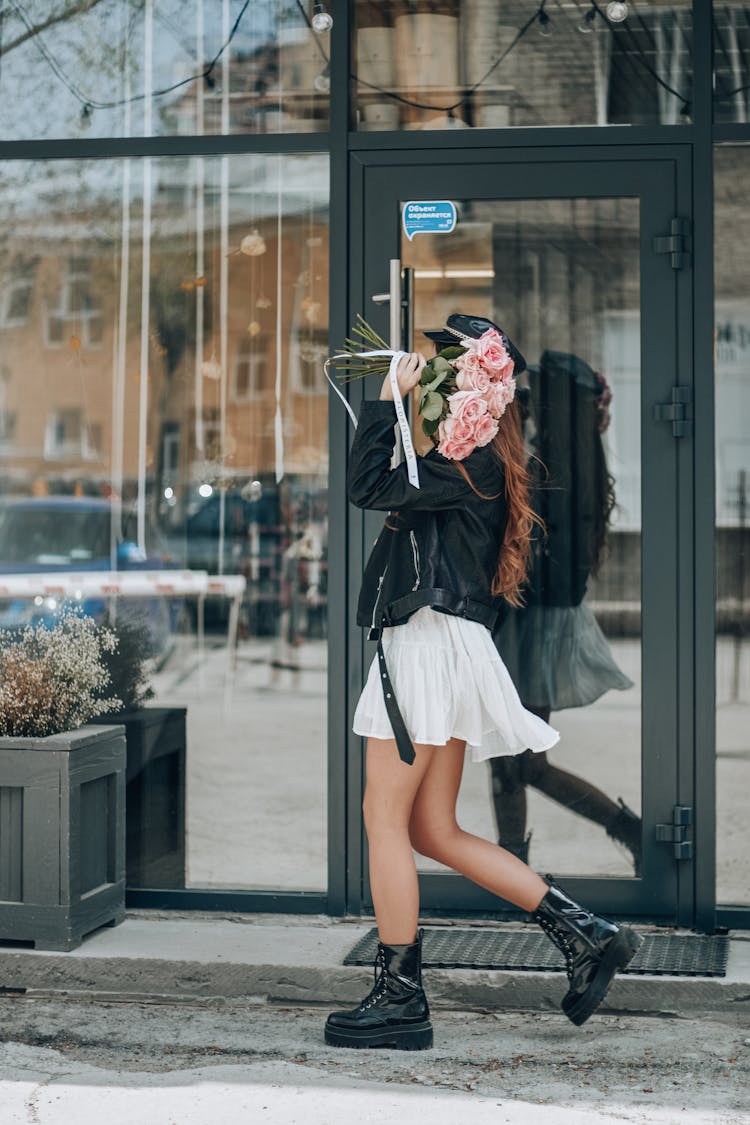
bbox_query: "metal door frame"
[345,145,696,925]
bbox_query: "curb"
[1,914,748,1017]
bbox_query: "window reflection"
[714,4,750,123]
[715,144,750,907]
[0,1,330,141]
[354,0,692,130]
[0,154,330,892]
[403,196,642,878]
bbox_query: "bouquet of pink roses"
[326,318,517,462]
[418,327,516,459]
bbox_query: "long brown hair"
[453,398,541,607]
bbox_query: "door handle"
[370,259,414,351]
[388,258,401,349]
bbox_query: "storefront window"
[402,196,642,879]
[0,2,330,140]
[714,4,750,124]
[714,144,750,907]
[0,154,330,892]
[353,0,692,130]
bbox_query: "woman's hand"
[379,352,426,401]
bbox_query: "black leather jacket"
[347,400,509,637]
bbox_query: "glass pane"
[0,154,330,892]
[714,4,750,124]
[354,1,691,130]
[401,196,642,878]
[0,2,329,140]
[714,144,750,907]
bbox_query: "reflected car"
[0,497,178,651]
[167,489,283,634]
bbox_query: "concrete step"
[1,912,748,1017]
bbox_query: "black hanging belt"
[376,634,416,766]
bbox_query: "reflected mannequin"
[491,351,641,873]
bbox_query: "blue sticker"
[402,200,457,241]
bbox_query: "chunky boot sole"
[324,1020,433,1051]
[562,927,643,1026]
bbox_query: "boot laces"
[537,916,575,980]
[359,946,388,1011]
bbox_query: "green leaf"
[422,415,441,436]
[438,345,466,361]
[431,355,452,376]
[425,369,448,392]
[420,360,438,385]
[421,391,444,421]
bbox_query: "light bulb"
[578,7,597,32]
[314,65,330,93]
[606,1,629,22]
[311,5,333,33]
[537,9,552,36]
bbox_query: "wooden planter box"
[0,725,126,952]
[95,707,186,890]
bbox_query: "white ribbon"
[324,348,420,489]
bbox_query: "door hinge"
[655,805,693,860]
[653,385,693,437]
[652,218,691,269]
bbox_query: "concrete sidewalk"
[1,911,749,1017]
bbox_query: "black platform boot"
[503,832,532,865]
[606,798,643,876]
[533,877,643,1026]
[325,930,433,1050]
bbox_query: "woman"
[491,351,640,872]
[324,315,641,1052]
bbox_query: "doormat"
[343,930,729,977]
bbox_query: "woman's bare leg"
[409,739,548,912]
[363,737,435,945]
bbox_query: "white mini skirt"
[352,606,559,763]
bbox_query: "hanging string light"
[6,0,251,119]
[537,4,552,37]
[578,6,598,34]
[311,3,333,33]
[605,2,629,23]
[314,63,331,94]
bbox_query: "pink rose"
[455,352,491,393]
[447,388,489,426]
[472,412,500,447]
[485,379,516,418]
[474,328,515,380]
[437,414,476,461]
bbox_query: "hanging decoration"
[216,0,231,576]
[201,353,222,380]
[239,230,267,257]
[274,154,284,484]
[194,0,206,454]
[111,26,132,568]
[136,0,154,556]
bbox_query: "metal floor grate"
[344,929,729,977]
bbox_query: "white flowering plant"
[97,612,156,713]
[0,613,123,738]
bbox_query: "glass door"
[349,150,692,922]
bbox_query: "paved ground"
[0,997,748,1124]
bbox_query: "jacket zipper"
[371,564,389,631]
[409,531,421,591]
